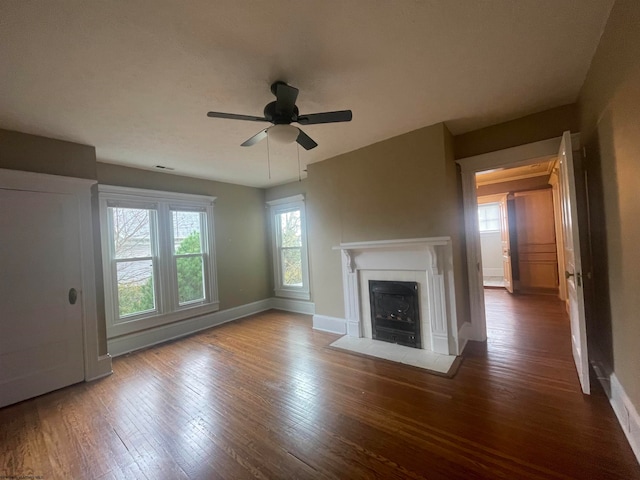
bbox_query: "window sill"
[107,301,220,338]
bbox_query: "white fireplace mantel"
[332,237,459,355]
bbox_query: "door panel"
[0,188,85,407]
[499,195,513,293]
[514,189,559,291]
[558,132,590,394]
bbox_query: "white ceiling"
[0,0,613,187]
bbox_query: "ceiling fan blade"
[275,83,299,116]
[241,128,268,147]
[207,111,269,122]
[296,129,318,150]
[297,110,352,125]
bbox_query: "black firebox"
[369,280,421,348]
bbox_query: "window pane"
[478,204,500,232]
[110,207,153,258]
[117,260,155,317]
[281,248,302,286]
[279,210,301,247]
[173,211,203,253]
[176,255,205,304]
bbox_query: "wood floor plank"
[1,290,639,479]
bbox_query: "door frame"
[456,134,580,341]
[0,168,112,381]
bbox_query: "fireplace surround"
[333,237,461,355]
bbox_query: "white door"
[558,131,590,394]
[499,195,513,294]
[0,188,85,407]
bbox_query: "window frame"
[99,185,218,338]
[267,194,310,300]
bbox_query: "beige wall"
[578,0,640,411]
[453,104,579,159]
[97,163,272,310]
[307,123,468,328]
[265,178,307,202]
[0,129,97,179]
[444,127,470,331]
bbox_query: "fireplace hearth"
[369,280,421,348]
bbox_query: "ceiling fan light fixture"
[268,124,299,144]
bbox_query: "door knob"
[564,271,574,279]
[68,288,78,305]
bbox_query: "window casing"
[99,185,218,337]
[267,195,310,300]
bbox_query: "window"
[99,186,218,337]
[478,203,501,232]
[109,206,157,317]
[172,210,206,305]
[267,195,310,300]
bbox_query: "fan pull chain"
[266,132,272,180]
[297,142,302,182]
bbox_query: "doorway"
[457,133,590,394]
[475,160,561,296]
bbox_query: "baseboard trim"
[271,297,315,315]
[594,355,640,466]
[312,314,347,334]
[606,373,640,464]
[457,321,473,355]
[108,299,272,356]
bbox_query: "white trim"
[605,373,640,465]
[312,315,347,335]
[76,185,113,380]
[267,195,311,301]
[456,134,580,342]
[0,167,96,191]
[108,299,272,356]
[335,237,459,355]
[266,194,305,206]
[99,184,217,204]
[457,135,579,173]
[99,185,219,338]
[271,297,315,315]
[0,168,112,381]
[336,237,451,251]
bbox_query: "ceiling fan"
[206,81,352,150]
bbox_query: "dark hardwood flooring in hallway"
[1,290,639,479]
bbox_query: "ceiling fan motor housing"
[263,101,299,124]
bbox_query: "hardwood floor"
[1,290,639,479]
